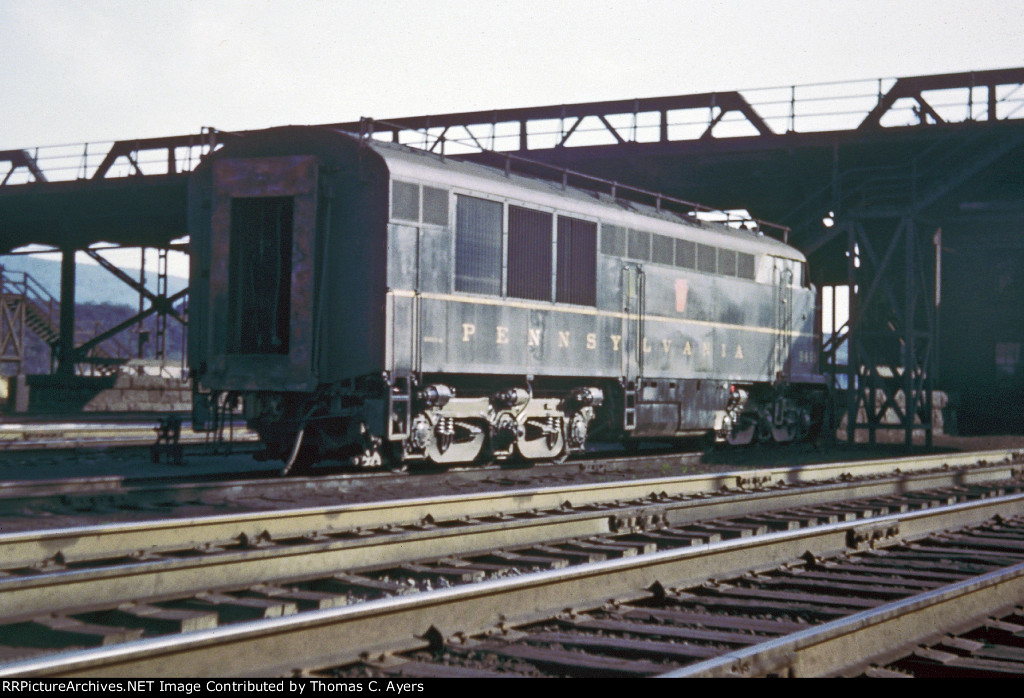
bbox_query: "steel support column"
[0,266,26,374]
[838,216,936,448]
[57,248,76,377]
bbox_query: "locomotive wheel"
[426,422,485,464]
[725,415,757,446]
[516,417,565,461]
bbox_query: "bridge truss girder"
[830,217,937,447]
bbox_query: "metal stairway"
[1,267,127,374]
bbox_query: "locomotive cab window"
[785,259,805,287]
[227,196,293,355]
[455,195,503,295]
[759,256,805,287]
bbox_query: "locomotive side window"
[675,240,696,269]
[227,196,293,355]
[508,205,553,301]
[697,244,717,273]
[422,186,449,226]
[652,234,674,265]
[717,248,737,276]
[737,252,756,280]
[601,224,626,257]
[391,180,420,222]
[556,216,597,306]
[455,195,503,295]
[628,229,651,261]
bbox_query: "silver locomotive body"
[188,127,824,470]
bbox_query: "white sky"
[2,0,1022,284]
[3,0,1023,149]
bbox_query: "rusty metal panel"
[556,216,597,306]
[454,195,502,295]
[508,205,553,301]
[207,155,318,392]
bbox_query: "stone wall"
[12,374,190,413]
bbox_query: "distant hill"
[0,255,189,307]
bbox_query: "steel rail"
[0,463,1017,619]
[0,422,257,452]
[661,560,1024,678]
[0,448,694,505]
[0,443,1002,515]
[4,491,1024,677]
[0,450,1019,570]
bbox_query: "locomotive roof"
[348,129,805,262]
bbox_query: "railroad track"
[0,419,258,452]
[3,491,1024,677]
[2,449,1020,566]
[0,449,708,528]
[2,447,1019,531]
[0,451,1022,675]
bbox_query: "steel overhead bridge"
[331,67,1024,264]
[2,67,1024,438]
[2,68,1021,256]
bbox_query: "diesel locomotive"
[187,126,825,473]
